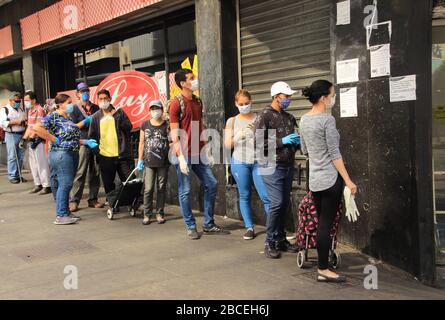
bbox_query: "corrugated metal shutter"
[239,0,332,121]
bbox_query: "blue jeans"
[49,150,79,217]
[231,159,270,229]
[175,156,218,230]
[5,132,25,180]
[261,164,294,244]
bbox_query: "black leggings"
[312,175,344,270]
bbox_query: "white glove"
[344,187,360,222]
[233,129,247,144]
[206,147,215,167]
[178,154,189,176]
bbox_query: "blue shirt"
[40,112,81,152]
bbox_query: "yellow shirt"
[99,115,119,157]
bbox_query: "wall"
[330,0,435,284]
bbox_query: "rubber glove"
[137,160,145,171]
[178,154,189,175]
[55,137,62,146]
[83,115,92,126]
[206,147,215,167]
[282,133,300,146]
[84,139,98,149]
[344,187,360,222]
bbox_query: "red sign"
[94,70,159,129]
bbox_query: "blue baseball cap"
[76,82,89,92]
[149,100,163,109]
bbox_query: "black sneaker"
[243,228,255,240]
[187,229,200,240]
[29,185,43,194]
[38,187,52,195]
[203,224,231,235]
[276,239,299,253]
[264,242,281,259]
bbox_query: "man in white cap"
[254,81,300,259]
[0,92,27,184]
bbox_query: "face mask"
[237,104,252,114]
[327,95,336,109]
[13,101,21,109]
[24,101,32,109]
[99,101,110,109]
[81,92,90,102]
[190,79,199,91]
[150,109,163,120]
[64,103,75,114]
[279,98,291,110]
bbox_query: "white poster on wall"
[336,58,359,84]
[370,44,391,78]
[337,0,351,25]
[389,75,417,102]
[340,87,358,118]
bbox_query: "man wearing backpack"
[0,92,27,184]
[169,68,230,240]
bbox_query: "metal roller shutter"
[238,0,333,122]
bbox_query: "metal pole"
[82,51,87,84]
[163,22,170,101]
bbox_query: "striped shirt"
[27,104,46,129]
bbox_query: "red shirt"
[169,94,205,156]
[27,104,46,129]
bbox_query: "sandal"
[142,215,152,225]
[156,214,166,224]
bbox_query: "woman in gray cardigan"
[300,80,358,283]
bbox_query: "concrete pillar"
[22,50,47,102]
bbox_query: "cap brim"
[283,89,296,96]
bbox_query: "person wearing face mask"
[224,89,270,240]
[300,80,358,283]
[0,92,27,184]
[88,89,134,205]
[169,68,229,240]
[137,100,170,225]
[69,82,103,213]
[21,91,51,194]
[253,81,301,259]
[33,94,99,225]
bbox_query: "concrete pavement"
[0,165,444,300]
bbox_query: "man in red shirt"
[169,68,229,240]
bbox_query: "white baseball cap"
[270,81,296,97]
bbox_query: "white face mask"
[237,104,252,114]
[99,101,110,109]
[190,79,199,91]
[150,109,163,120]
[24,101,32,109]
[327,95,336,109]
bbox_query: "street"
[0,165,444,300]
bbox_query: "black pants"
[312,175,344,270]
[98,155,135,196]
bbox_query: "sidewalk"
[0,165,444,300]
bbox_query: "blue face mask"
[81,92,90,102]
[279,98,291,110]
[65,103,75,114]
[13,101,21,109]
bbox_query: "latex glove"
[137,160,145,171]
[18,139,28,149]
[55,137,62,146]
[206,147,215,167]
[83,115,92,126]
[233,129,247,143]
[178,154,189,175]
[282,133,300,146]
[344,187,360,222]
[84,139,98,149]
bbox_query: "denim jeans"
[261,163,294,244]
[5,132,25,180]
[49,150,79,217]
[230,158,270,229]
[174,156,218,230]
